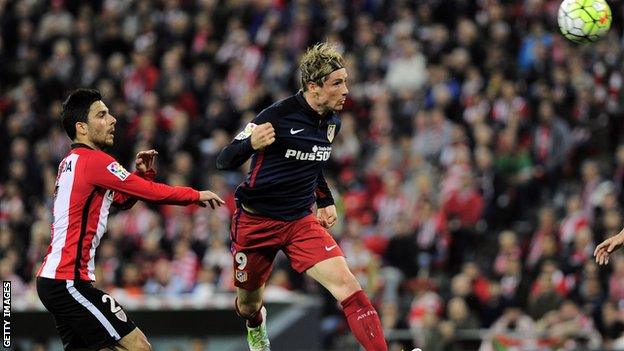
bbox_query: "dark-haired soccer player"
[36,89,224,350]
[217,43,388,351]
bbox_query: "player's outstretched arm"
[216,122,275,170]
[595,230,624,265]
[88,152,223,207]
[113,149,159,209]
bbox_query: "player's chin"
[334,103,345,111]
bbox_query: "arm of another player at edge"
[88,154,200,205]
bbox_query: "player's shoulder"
[85,149,132,180]
[329,112,341,125]
[74,146,117,167]
[329,113,342,130]
[256,94,299,122]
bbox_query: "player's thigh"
[231,247,277,292]
[37,278,133,350]
[68,281,136,349]
[111,327,151,351]
[306,256,361,302]
[231,209,283,291]
[55,318,90,350]
[284,215,345,274]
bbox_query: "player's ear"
[75,121,88,137]
[308,81,323,96]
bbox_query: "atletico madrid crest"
[327,124,336,142]
[235,270,248,283]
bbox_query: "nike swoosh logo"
[325,245,337,251]
[290,128,304,135]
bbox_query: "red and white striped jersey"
[38,144,200,281]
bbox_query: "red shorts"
[230,208,344,291]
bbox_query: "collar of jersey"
[71,143,94,150]
[295,90,333,119]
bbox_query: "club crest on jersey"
[234,123,257,140]
[327,124,336,142]
[235,270,248,283]
[107,162,130,181]
[115,310,128,322]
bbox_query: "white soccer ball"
[557,0,612,43]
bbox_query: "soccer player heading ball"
[36,89,224,350]
[217,43,388,351]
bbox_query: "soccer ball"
[557,0,612,43]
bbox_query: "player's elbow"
[215,156,231,170]
[216,152,238,170]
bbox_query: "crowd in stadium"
[3,0,624,350]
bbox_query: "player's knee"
[123,334,152,351]
[133,339,152,351]
[238,300,263,319]
[339,271,361,294]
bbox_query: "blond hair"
[299,43,345,91]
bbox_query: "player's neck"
[302,91,329,116]
[73,137,99,150]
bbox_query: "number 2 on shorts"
[102,294,122,313]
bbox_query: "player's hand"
[317,205,337,228]
[135,149,158,174]
[594,230,624,265]
[250,123,275,150]
[197,190,226,209]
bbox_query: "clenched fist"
[251,123,275,150]
[317,205,337,228]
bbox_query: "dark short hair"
[61,89,102,140]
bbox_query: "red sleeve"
[112,169,157,209]
[87,152,199,205]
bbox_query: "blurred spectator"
[3,0,624,348]
[144,258,186,295]
[536,300,602,350]
[528,271,563,320]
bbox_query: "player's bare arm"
[250,122,275,150]
[595,229,624,265]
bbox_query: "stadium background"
[3,0,624,350]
